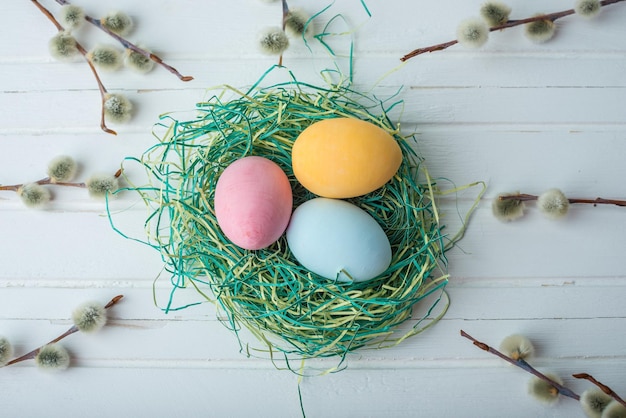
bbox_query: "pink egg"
[214,156,293,250]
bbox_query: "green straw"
[110,66,453,363]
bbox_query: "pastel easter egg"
[292,117,402,198]
[286,197,392,282]
[214,156,292,250]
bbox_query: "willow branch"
[53,0,193,82]
[30,0,116,135]
[498,193,626,207]
[401,0,626,62]
[0,169,122,192]
[4,295,123,367]
[460,330,580,401]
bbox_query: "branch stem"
[278,0,289,67]
[0,167,121,192]
[401,0,626,62]
[573,373,626,408]
[498,193,626,207]
[0,177,83,191]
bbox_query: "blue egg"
[286,198,392,282]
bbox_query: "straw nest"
[116,72,450,360]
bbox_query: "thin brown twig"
[4,295,124,367]
[278,0,289,67]
[460,330,580,400]
[498,193,626,207]
[401,0,626,62]
[53,0,193,82]
[0,177,83,191]
[30,0,116,135]
[75,42,116,135]
[573,373,626,408]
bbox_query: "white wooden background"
[1,0,625,417]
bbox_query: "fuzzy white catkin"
[456,18,489,48]
[537,188,570,219]
[35,344,70,371]
[0,336,13,366]
[86,174,120,198]
[48,32,79,61]
[284,9,312,38]
[59,4,85,29]
[602,401,626,418]
[528,372,563,405]
[47,155,78,183]
[492,193,525,222]
[580,389,613,418]
[525,18,556,43]
[575,0,602,18]
[258,27,290,55]
[101,11,134,36]
[18,183,51,208]
[103,94,133,123]
[88,45,123,71]
[480,1,512,26]
[125,47,155,73]
[499,334,534,361]
[72,301,107,333]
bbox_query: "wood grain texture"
[1,1,625,417]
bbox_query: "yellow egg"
[292,117,402,198]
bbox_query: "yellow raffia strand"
[108,66,480,367]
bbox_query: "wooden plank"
[0,360,623,417]
[2,128,625,195]
[1,281,625,321]
[1,87,625,133]
[3,55,626,92]
[2,1,626,417]
[1,198,625,280]
[5,0,625,58]
[2,316,625,363]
